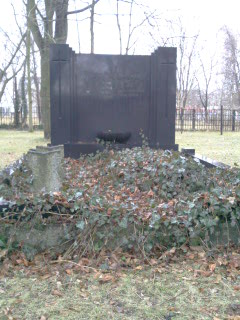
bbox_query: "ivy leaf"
[76,221,85,230]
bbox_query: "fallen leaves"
[52,289,63,297]
[234,286,240,291]
[209,263,217,272]
[65,269,73,275]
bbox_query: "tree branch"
[28,0,44,50]
[66,0,101,16]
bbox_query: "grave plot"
[0,146,239,260]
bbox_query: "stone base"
[64,143,105,158]
[64,142,179,159]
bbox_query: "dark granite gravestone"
[50,44,178,158]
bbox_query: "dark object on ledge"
[97,132,131,144]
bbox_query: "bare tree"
[196,55,215,120]
[90,0,95,53]
[27,0,33,132]
[27,0,101,138]
[222,27,240,108]
[31,39,41,124]
[13,75,20,127]
[20,60,28,126]
[116,0,123,54]
[27,0,68,138]
[0,31,26,104]
[176,30,199,111]
[146,17,199,111]
[115,0,155,55]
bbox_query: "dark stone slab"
[181,148,195,155]
[64,142,179,158]
[64,143,105,158]
[50,44,178,156]
[181,148,229,169]
[193,154,230,169]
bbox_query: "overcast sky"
[0,0,239,106]
[0,0,239,54]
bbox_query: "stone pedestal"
[27,145,64,193]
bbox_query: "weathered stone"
[0,220,77,260]
[27,145,64,193]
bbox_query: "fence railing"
[176,108,240,132]
[1,108,240,132]
[0,111,42,128]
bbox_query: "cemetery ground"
[0,130,240,319]
[0,130,240,170]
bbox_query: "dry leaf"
[147,190,154,197]
[214,274,222,284]
[98,274,115,284]
[52,290,63,297]
[169,247,176,254]
[23,258,29,267]
[149,258,158,266]
[65,269,73,275]
[0,249,7,260]
[209,263,216,272]
[168,200,175,206]
[16,259,23,265]
[135,266,143,270]
[118,171,124,178]
[168,307,177,311]
[233,286,240,291]
[198,252,206,259]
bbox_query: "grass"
[0,130,47,170]
[0,130,239,170]
[0,263,239,320]
[176,131,240,167]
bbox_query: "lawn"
[0,130,239,170]
[176,131,240,167]
[0,130,47,170]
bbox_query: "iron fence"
[176,108,240,132]
[1,108,240,133]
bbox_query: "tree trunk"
[31,39,41,124]
[20,61,28,127]
[41,47,51,139]
[27,23,33,132]
[90,0,95,53]
[14,77,20,127]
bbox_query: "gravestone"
[50,44,178,158]
[27,145,64,193]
